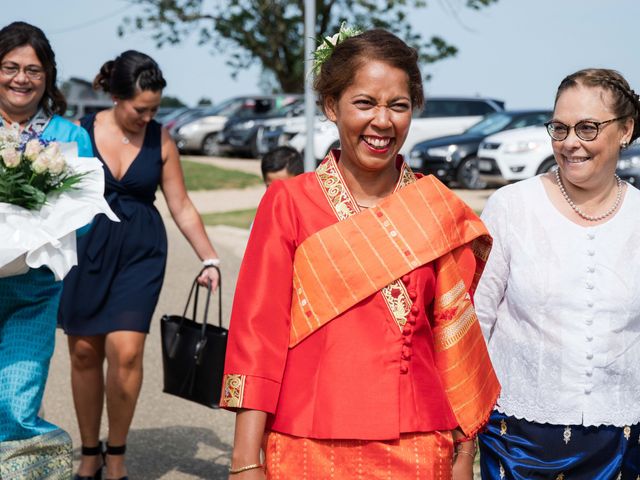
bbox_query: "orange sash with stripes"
[290,153,500,437]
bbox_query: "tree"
[160,95,187,107]
[197,97,213,105]
[120,0,498,93]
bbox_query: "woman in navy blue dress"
[58,51,220,480]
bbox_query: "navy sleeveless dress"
[59,114,168,335]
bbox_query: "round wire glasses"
[544,116,627,142]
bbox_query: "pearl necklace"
[555,168,623,222]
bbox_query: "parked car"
[218,96,303,157]
[477,125,557,184]
[285,96,505,162]
[173,95,298,156]
[155,106,188,125]
[171,99,257,155]
[165,106,218,137]
[617,142,640,187]
[407,110,551,189]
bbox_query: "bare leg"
[68,335,106,476]
[104,331,146,479]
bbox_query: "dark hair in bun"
[93,50,166,99]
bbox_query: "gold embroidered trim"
[499,419,507,436]
[434,302,476,351]
[314,153,418,331]
[381,281,412,330]
[316,152,359,221]
[471,237,491,263]
[436,279,466,310]
[623,426,631,440]
[221,374,246,408]
[563,426,571,444]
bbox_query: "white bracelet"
[202,258,221,267]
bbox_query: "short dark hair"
[261,146,304,180]
[0,21,66,115]
[555,68,640,143]
[93,50,167,99]
[313,29,423,114]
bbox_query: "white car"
[477,126,557,184]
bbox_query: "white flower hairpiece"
[312,22,362,75]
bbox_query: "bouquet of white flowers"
[0,124,118,280]
[0,123,87,210]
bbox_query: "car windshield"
[465,112,513,135]
[209,98,248,117]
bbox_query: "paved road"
[42,157,492,479]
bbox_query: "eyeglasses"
[0,63,45,80]
[544,116,627,142]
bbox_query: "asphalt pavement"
[42,157,492,479]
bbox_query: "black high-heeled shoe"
[105,444,129,480]
[74,442,104,480]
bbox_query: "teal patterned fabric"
[0,429,72,479]
[0,267,61,440]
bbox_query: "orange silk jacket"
[221,156,498,440]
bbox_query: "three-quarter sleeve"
[474,190,511,341]
[220,181,298,412]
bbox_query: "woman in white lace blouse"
[475,68,640,479]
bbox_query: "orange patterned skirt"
[264,431,454,480]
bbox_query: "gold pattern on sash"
[556,474,565,480]
[315,152,418,331]
[563,426,571,444]
[499,462,505,479]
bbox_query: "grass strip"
[201,208,257,229]
[182,160,262,190]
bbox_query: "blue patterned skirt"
[0,267,63,441]
[479,410,640,479]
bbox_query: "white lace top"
[475,175,640,427]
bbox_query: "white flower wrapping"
[0,142,119,280]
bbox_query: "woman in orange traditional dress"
[221,28,499,480]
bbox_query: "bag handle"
[178,266,222,330]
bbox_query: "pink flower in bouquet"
[0,147,20,168]
[31,150,50,174]
[24,138,43,161]
[0,125,19,146]
[44,144,65,175]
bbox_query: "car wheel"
[456,157,487,190]
[536,157,557,174]
[201,133,220,157]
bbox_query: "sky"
[4,0,640,109]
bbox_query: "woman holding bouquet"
[58,50,220,480]
[221,28,499,479]
[0,21,98,477]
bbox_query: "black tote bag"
[160,266,227,408]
